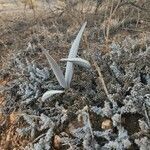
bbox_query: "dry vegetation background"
[1,0,150,68]
[0,0,150,149]
[0,0,150,66]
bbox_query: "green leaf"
[42,90,64,102]
[61,58,91,69]
[65,22,87,87]
[43,49,67,88]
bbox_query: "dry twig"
[92,58,110,100]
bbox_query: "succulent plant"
[41,22,91,101]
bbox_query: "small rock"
[53,135,61,149]
[101,119,112,130]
